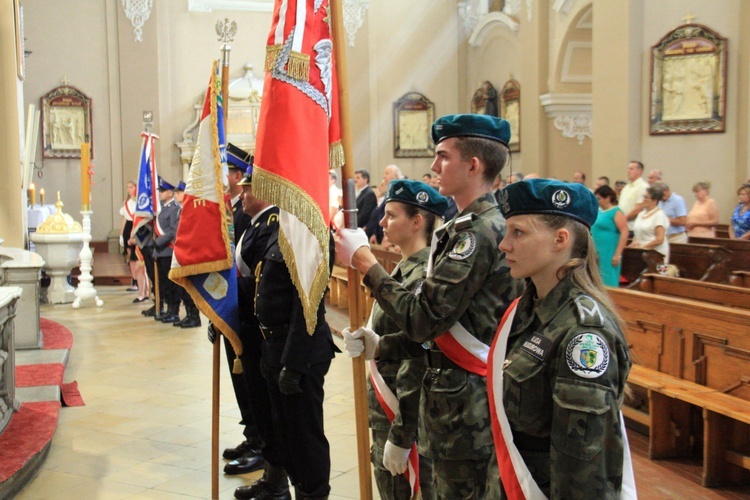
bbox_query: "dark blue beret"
[385,179,449,217]
[175,181,186,191]
[497,178,599,228]
[227,143,253,173]
[157,177,175,191]
[431,114,511,146]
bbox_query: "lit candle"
[40,188,45,205]
[29,183,36,206]
[81,143,91,210]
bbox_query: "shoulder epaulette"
[267,212,279,225]
[454,213,476,231]
[573,295,605,328]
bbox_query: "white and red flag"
[253,0,344,334]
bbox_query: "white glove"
[342,326,380,360]
[383,440,411,476]
[119,235,124,247]
[336,228,370,268]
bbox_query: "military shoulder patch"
[565,333,609,379]
[574,295,604,328]
[454,213,476,231]
[448,232,476,260]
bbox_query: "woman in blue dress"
[730,183,750,241]
[591,185,628,287]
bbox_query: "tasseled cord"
[232,356,243,374]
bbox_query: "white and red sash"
[123,199,135,221]
[433,322,489,376]
[487,298,637,499]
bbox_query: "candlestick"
[72,210,104,309]
[29,182,36,206]
[81,143,91,210]
[40,188,45,205]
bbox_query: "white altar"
[0,249,44,349]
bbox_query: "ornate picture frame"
[649,24,727,135]
[41,85,93,159]
[500,79,521,152]
[393,92,435,158]
[471,81,499,117]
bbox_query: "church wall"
[639,0,742,223]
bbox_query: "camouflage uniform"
[369,247,434,500]
[364,193,522,498]
[502,277,631,499]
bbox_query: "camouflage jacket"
[369,247,429,449]
[502,277,631,499]
[365,193,522,460]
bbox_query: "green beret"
[431,114,511,146]
[385,179,449,216]
[498,178,598,228]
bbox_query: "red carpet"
[0,401,60,482]
[15,363,65,388]
[39,318,73,350]
[61,381,85,407]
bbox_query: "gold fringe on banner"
[329,141,345,170]
[286,51,311,81]
[253,166,331,336]
[265,44,282,72]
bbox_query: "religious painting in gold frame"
[393,92,435,158]
[471,81,499,117]
[41,85,93,159]
[649,24,727,135]
[500,79,520,152]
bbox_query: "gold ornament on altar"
[36,192,83,234]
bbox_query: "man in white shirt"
[328,169,342,222]
[619,161,649,232]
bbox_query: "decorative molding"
[342,0,369,47]
[526,0,533,21]
[561,41,592,83]
[552,0,578,15]
[121,0,153,42]
[188,0,273,12]
[468,12,519,46]
[576,7,593,29]
[539,93,592,145]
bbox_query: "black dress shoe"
[142,306,156,317]
[180,316,202,328]
[234,481,291,500]
[223,440,256,460]
[172,317,185,327]
[224,453,265,475]
[161,314,180,323]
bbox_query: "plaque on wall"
[649,24,727,135]
[500,79,520,152]
[393,92,435,158]
[41,85,93,159]
[471,81,499,117]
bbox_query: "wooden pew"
[637,273,750,310]
[621,247,662,286]
[625,364,750,487]
[731,270,750,288]
[621,243,733,286]
[716,223,730,239]
[689,236,750,272]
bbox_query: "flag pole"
[330,1,373,498]
[214,18,236,500]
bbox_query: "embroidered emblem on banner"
[448,232,476,260]
[551,189,571,209]
[566,333,609,378]
[203,272,229,300]
[520,333,551,361]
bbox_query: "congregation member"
[120,180,149,302]
[366,164,404,245]
[654,181,688,243]
[231,171,290,500]
[594,176,610,189]
[344,179,448,499]
[629,184,670,263]
[328,169,342,222]
[730,183,750,240]
[170,181,201,328]
[355,169,378,228]
[254,203,337,500]
[572,170,586,185]
[221,144,265,477]
[494,178,635,498]
[338,114,521,498]
[619,161,649,232]
[150,178,181,322]
[592,185,628,287]
[686,181,719,238]
[647,169,662,185]
[614,180,626,198]
[507,171,523,184]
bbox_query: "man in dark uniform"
[151,177,182,323]
[220,144,265,475]
[253,219,337,499]
[354,169,377,228]
[171,181,201,328]
[232,172,291,500]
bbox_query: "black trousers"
[261,352,331,498]
[224,335,261,444]
[156,256,180,307]
[141,248,155,297]
[179,285,195,308]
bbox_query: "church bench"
[637,273,750,310]
[624,364,750,487]
[609,287,750,403]
[715,224,730,240]
[730,271,750,288]
[621,247,662,286]
[689,236,750,273]
[327,265,373,325]
[669,242,733,283]
[371,245,402,274]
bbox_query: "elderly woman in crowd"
[686,181,719,238]
[730,183,750,240]
[629,184,670,263]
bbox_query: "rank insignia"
[448,232,476,260]
[565,333,609,378]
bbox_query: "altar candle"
[29,183,36,206]
[81,142,91,210]
[40,188,45,205]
